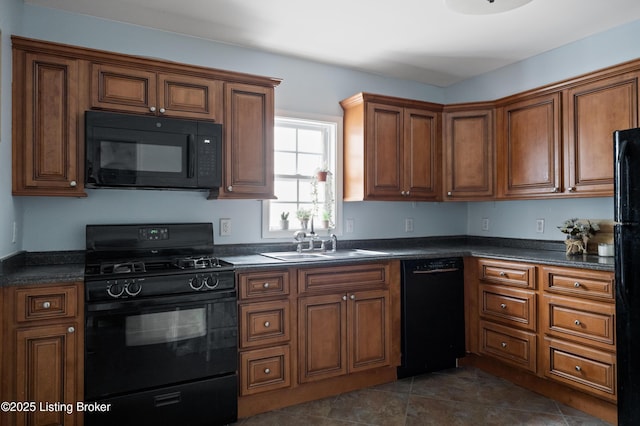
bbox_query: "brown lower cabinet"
[466,259,617,424]
[237,261,400,418]
[1,282,84,426]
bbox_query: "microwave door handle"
[187,134,196,178]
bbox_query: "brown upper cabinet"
[498,68,640,199]
[497,92,562,198]
[340,93,442,201]
[91,63,223,121]
[12,48,85,197]
[12,36,280,198]
[443,105,495,200]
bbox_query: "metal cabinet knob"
[149,106,156,112]
[69,180,77,187]
[574,282,581,288]
[574,319,581,326]
[501,342,507,348]
[42,301,51,309]
[401,191,406,196]
[264,368,271,374]
[500,303,507,309]
[499,271,506,277]
[551,187,560,193]
[159,108,166,113]
[263,282,270,289]
[575,365,582,372]
[447,191,453,196]
[568,186,576,192]
[68,326,75,333]
[227,186,233,192]
[350,294,356,300]
[342,295,347,301]
[405,191,410,196]
[264,321,270,328]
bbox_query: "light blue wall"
[0,0,23,258]
[1,2,637,254]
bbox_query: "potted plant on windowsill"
[279,212,290,230]
[321,211,331,229]
[296,208,311,230]
[316,164,330,182]
[558,218,600,255]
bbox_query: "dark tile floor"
[235,367,612,425]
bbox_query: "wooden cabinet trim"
[479,320,537,373]
[348,289,391,373]
[239,345,291,396]
[479,284,537,331]
[14,285,78,323]
[238,270,290,300]
[478,259,535,289]
[239,299,290,349]
[541,266,614,301]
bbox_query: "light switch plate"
[481,218,489,231]
[405,218,414,233]
[536,219,545,233]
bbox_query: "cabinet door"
[498,93,562,198]
[403,108,441,200]
[15,323,79,426]
[91,63,157,115]
[298,294,347,383]
[158,73,222,121]
[364,102,404,199]
[13,52,83,196]
[565,72,639,196]
[348,289,390,372]
[221,83,275,198]
[443,109,494,200]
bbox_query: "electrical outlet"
[481,218,490,231]
[345,218,355,233]
[219,218,232,236]
[536,219,545,233]
[405,218,414,233]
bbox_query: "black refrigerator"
[614,127,640,425]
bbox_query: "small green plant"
[296,208,311,220]
[322,211,331,220]
[280,212,289,221]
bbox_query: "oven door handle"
[85,290,236,313]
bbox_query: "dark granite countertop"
[0,237,614,287]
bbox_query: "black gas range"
[84,223,237,426]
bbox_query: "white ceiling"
[25,0,640,87]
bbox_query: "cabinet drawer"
[238,270,289,300]
[478,259,535,289]
[479,320,537,373]
[14,285,78,323]
[479,285,536,331]
[239,300,290,349]
[239,345,291,396]
[543,337,616,402]
[298,263,389,294]
[541,295,615,349]
[541,266,614,300]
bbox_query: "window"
[262,113,341,238]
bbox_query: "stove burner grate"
[100,261,146,275]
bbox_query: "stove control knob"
[107,281,125,298]
[189,276,204,290]
[204,274,220,290]
[126,280,142,296]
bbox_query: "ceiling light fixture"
[445,0,533,15]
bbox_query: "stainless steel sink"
[260,249,389,262]
[259,252,331,261]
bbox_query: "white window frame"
[262,111,343,240]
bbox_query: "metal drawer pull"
[350,294,356,300]
[575,365,582,372]
[68,327,75,333]
[501,342,507,348]
[342,295,347,301]
[264,321,270,328]
[264,368,271,374]
[574,319,581,326]
[500,303,507,309]
[413,268,460,274]
[263,282,270,288]
[574,282,581,288]
[42,301,51,309]
[499,271,506,277]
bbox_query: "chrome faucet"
[330,234,338,252]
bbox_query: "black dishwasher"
[398,257,465,379]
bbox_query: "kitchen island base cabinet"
[2,282,84,426]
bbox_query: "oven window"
[100,140,183,173]
[125,308,206,347]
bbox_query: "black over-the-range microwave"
[85,111,222,194]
